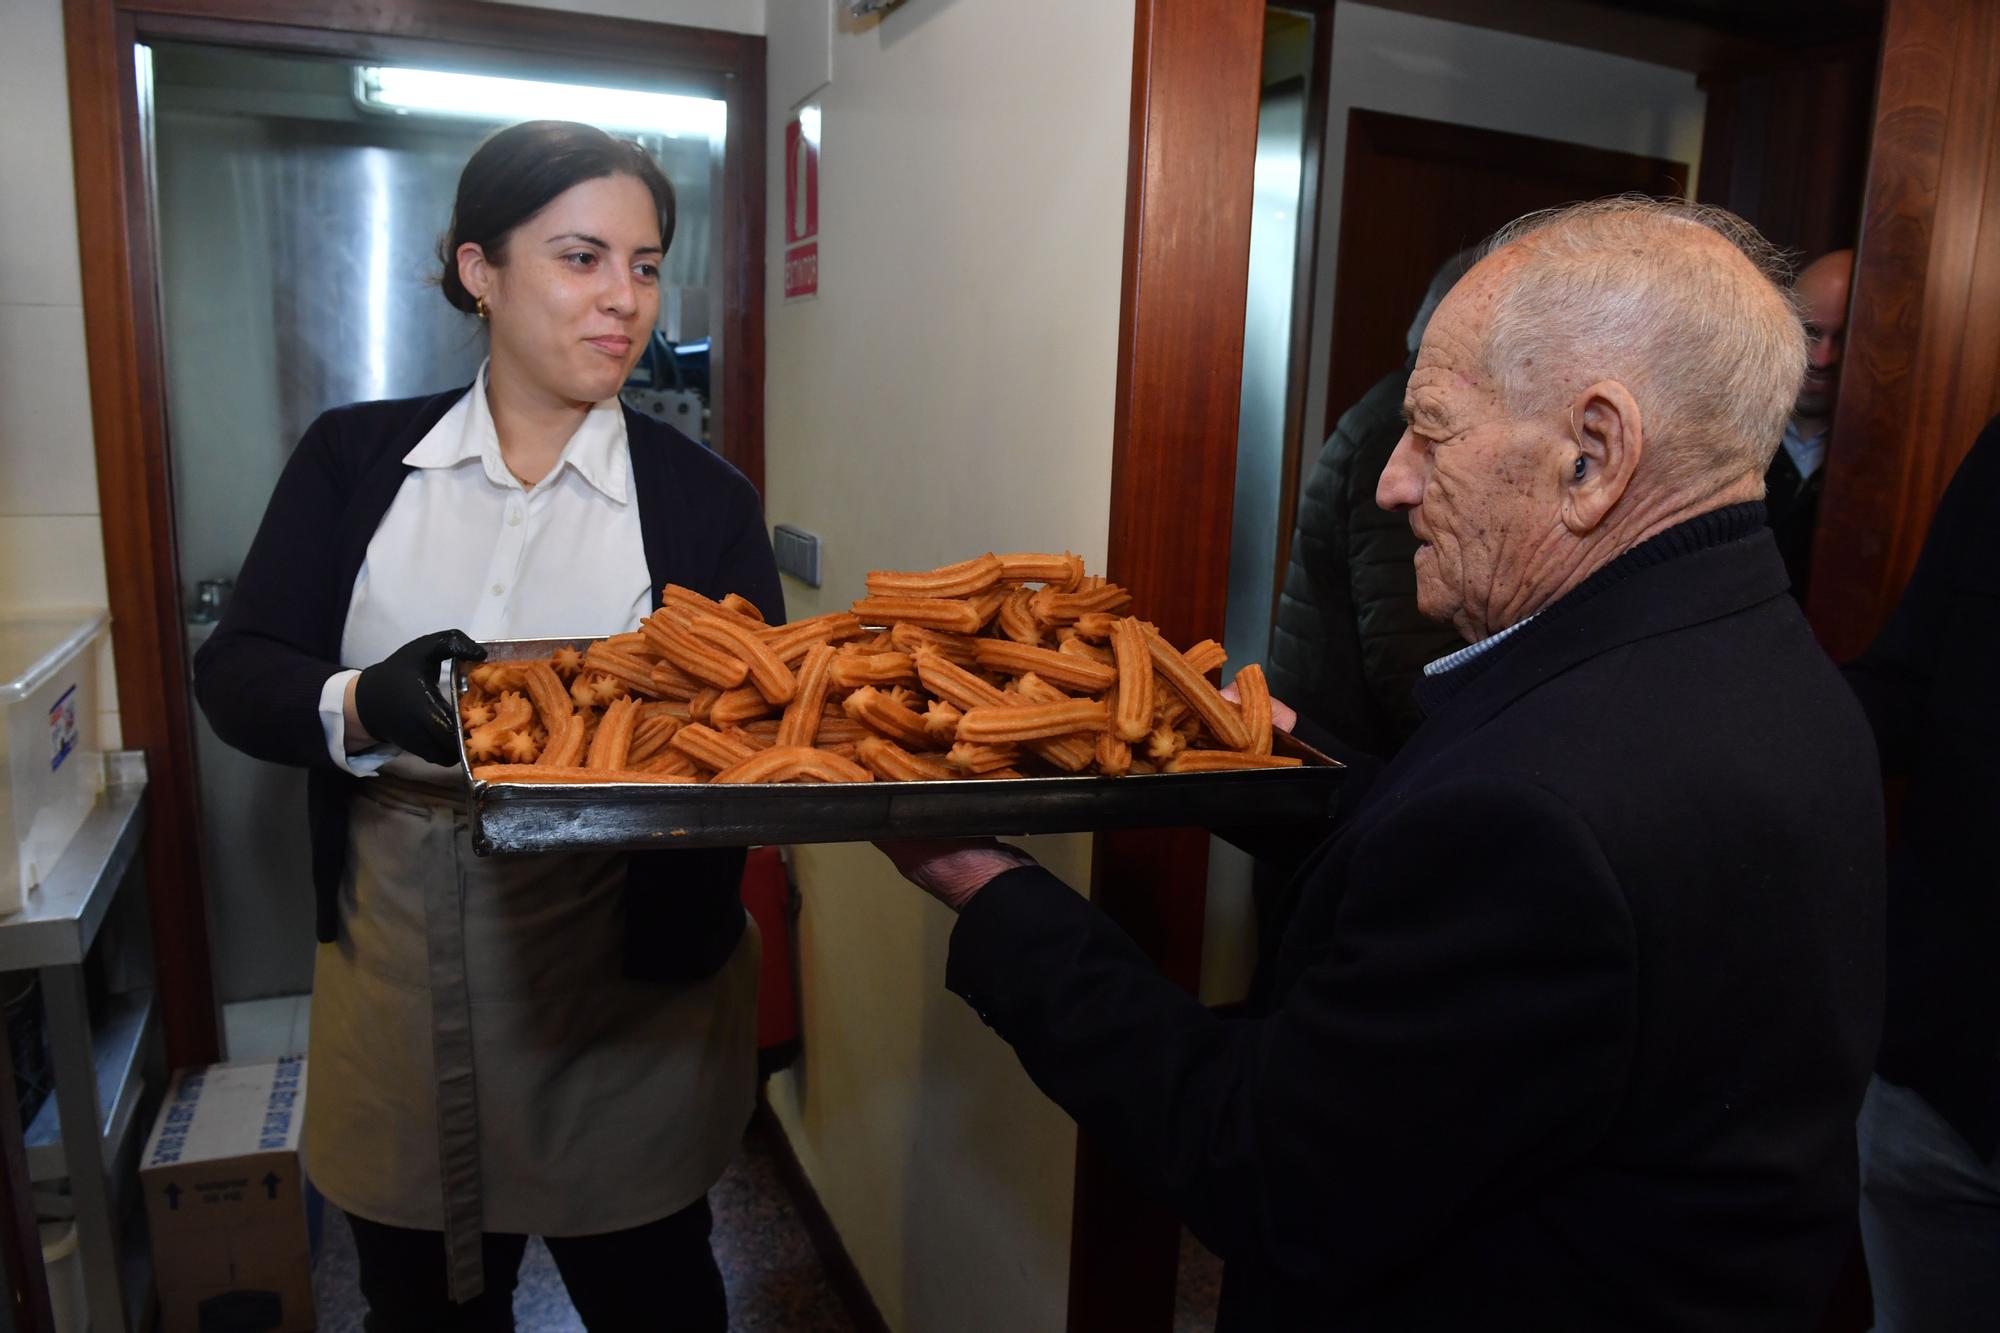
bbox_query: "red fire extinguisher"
[739,846,800,1076]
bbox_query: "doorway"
[63,0,765,1065]
[147,41,733,1005]
[1321,109,1688,445]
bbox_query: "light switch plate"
[773,524,822,588]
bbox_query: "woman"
[195,120,781,1331]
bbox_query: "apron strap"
[428,831,486,1302]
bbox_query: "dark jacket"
[193,388,783,984]
[1845,413,2000,1158]
[1269,367,1462,755]
[1763,443,1823,598]
[948,505,1884,1330]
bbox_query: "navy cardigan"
[193,388,784,984]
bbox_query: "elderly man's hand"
[876,838,1041,912]
[1222,680,1298,733]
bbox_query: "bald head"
[1793,249,1853,427]
[1474,197,1809,494]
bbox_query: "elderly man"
[881,199,1883,1330]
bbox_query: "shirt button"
[507,508,523,527]
[491,583,505,597]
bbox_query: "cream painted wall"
[759,2,1133,1330]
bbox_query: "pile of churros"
[460,552,1303,786]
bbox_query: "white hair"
[1477,197,1808,489]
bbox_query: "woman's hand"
[875,838,1041,912]
[349,630,487,766]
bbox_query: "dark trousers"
[346,1196,727,1332]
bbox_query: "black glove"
[353,629,487,767]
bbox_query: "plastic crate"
[0,612,109,913]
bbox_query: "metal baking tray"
[457,636,1345,856]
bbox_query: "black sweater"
[193,388,783,984]
[948,505,1884,1330]
[1845,413,2000,1157]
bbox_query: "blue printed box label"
[49,686,78,773]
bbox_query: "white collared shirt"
[316,362,652,780]
[1422,614,1538,678]
[1780,419,1827,482]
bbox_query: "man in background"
[1844,414,2000,1332]
[1764,248,1853,597]
[1266,252,1472,757]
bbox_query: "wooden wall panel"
[1807,0,2000,659]
[1076,0,1265,1328]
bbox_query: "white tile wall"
[1,0,115,716]
[0,516,108,609]
[0,0,85,309]
[0,304,99,516]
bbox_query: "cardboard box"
[140,1058,312,1333]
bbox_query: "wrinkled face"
[471,172,662,408]
[1792,252,1851,421]
[1375,261,1575,642]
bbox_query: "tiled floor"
[220,997,1223,1331]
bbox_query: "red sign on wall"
[784,109,819,301]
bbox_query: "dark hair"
[437,120,677,314]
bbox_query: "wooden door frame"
[1806,0,2000,660]
[1078,1,1267,1327]
[62,0,766,1066]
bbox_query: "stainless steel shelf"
[25,987,156,1182]
[0,752,149,969]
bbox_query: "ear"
[456,242,493,306]
[1562,380,1643,535]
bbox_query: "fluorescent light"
[356,66,726,141]
[798,104,821,150]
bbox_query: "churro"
[710,686,776,729]
[855,736,958,782]
[889,623,980,666]
[669,723,756,772]
[473,764,696,784]
[865,553,1004,599]
[777,644,837,748]
[842,686,933,750]
[587,697,640,770]
[996,552,1085,589]
[540,713,589,768]
[957,699,1108,744]
[643,618,749,690]
[711,746,874,784]
[972,640,1116,694]
[850,595,989,635]
[831,652,919,689]
[689,613,796,704]
[1232,663,1273,757]
[1110,618,1154,742]
[719,592,766,623]
[1139,622,1251,751]
[1163,751,1302,772]
[947,742,1023,774]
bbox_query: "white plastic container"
[0,612,109,913]
[39,1218,88,1333]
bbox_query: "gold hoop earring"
[475,296,490,322]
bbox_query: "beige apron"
[304,777,759,1302]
